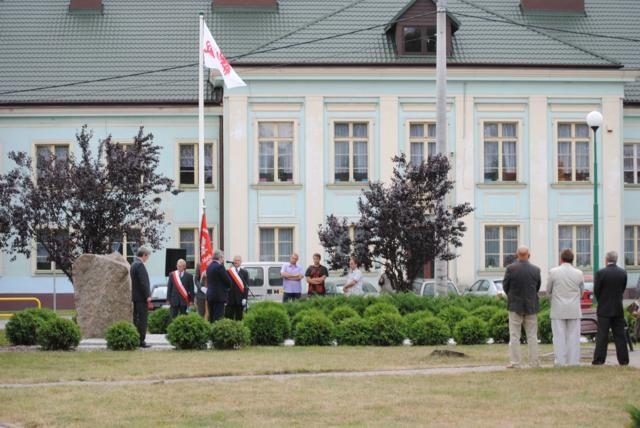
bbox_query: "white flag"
[202,22,246,89]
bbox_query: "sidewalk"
[78,334,173,351]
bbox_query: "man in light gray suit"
[548,248,584,366]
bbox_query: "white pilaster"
[225,95,249,259]
[379,96,399,182]
[602,96,624,260]
[529,96,549,283]
[304,96,325,263]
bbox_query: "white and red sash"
[227,267,245,294]
[171,270,190,304]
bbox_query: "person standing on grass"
[592,251,629,366]
[281,253,304,302]
[130,246,152,348]
[547,248,584,366]
[225,255,249,321]
[166,259,194,319]
[343,256,364,296]
[206,250,233,322]
[503,245,541,368]
[305,253,329,297]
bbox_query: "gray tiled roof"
[0,0,638,104]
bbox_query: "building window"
[557,123,590,182]
[484,225,518,269]
[111,230,142,265]
[179,227,214,270]
[402,26,436,55]
[558,225,592,267]
[409,123,436,165]
[36,229,69,271]
[483,122,517,182]
[259,227,294,262]
[334,122,369,183]
[179,143,214,186]
[258,122,294,183]
[35,144,69,182]
[624,225,640,267]
[624,143,640,184]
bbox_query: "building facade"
[1,0,639,306]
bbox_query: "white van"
[242,261,307,302]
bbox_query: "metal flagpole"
[198,13,206,225]
[51,261,57,312]
[434,0,449,296]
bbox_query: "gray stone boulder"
[72,252,133,338]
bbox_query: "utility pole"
[434,0,449,296]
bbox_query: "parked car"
[242,261,307,302]
[324,276,380,296]
[581,274,594,310]
[465,278,505,298]
[412,279,460,297]
[149,284,168,310]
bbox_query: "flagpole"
[198,12,206,227]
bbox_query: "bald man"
[503,246,541,368]
[166,259,194,319]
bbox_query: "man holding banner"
[226,255,249,321]
[166,259,194,319]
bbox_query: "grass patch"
[0,366,637,427]
[0,329,7,347]
[0,344,554,384]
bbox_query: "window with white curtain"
[623,143,640,184]
[409,122,436,165]
[179,143,214,186]
[484,225,519,269]
[334,122,369,183]
[259,227,294,262]
[258,122,294,183]
[624,225,640,267]
[558,225,592,267]
[557,123,590,182]
[483,122,517,182]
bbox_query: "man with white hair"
[592,251,629,366]
[503,245,541,368]
[206,250,232,322]
[166,259,194,319]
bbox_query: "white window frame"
[32,141,72,183]
[554,121,592,183]
[329,119,374,184]
[253,119,298,185]
[480,223,521,270]
[255,225,296,262]
[406,121,436,164]
[175,140,217,189]
[556,223,593,269]
[623,142,640,185]
[31,227,69,274]
[480,120,521,183]
[624,225,640,268]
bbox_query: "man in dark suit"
[503,245,541,368]
[130,246,152,348]
[206,250,233,322]
[166,258,194,319]
[592,251,630,365]
[225,255,250,321]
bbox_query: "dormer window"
[403,26,436,55]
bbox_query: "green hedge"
[364,302,400,318]
[37,318,81,351]
[408,316,450,346]
[488,310,510,343]
[210,319,251,350]
[106,321,140,351]
[244,307,291,345]
[453,316,489,345]
[328,306,360,325]
[438,306,470,331]
[291,309,325,332]
[6,308,58,346]
[537,310,553,344]
[335,317,372,346]
[166,314,211,350]
[148,308,172,334]
[294,314,335,346]
[471,305,500,322]
[368,313,406,346]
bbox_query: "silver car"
[465,278,505,298]
[324,277,380,296]
[412,279,460,297]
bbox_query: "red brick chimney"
[213,0,278,8]
[69,0,103,10]
[521,0,584,13]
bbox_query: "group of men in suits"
[204,251,249,322]
[503,245,629,368]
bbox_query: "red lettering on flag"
[204,41,216,59]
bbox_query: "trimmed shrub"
[294,314,335,346]
[408,316,450,346]
[249,301,288,315]
[388,293,430,315]
[453,316,489,345]
[291,309,324,332]
[6,308,58,346]
[403,310,434,330]
[328,306,360,325]
[106,321,140,351]
[368,313,407,346]
[439,306,470,331]
[166,314,211,350]
[210,319,251,350]
[37,318,81,350]
[471,305,500,322]
[335,317,372,346]
[488,310,510,343]
[148,308,172,334]
[244,307,291,345]
[537,310,552,344]
[364,302,400,319]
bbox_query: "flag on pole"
[202,21,246,89]
[199,212,214,276]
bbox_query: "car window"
[469,280,481,292]
[447,283,458,295]
[245,267,264,287]
[268,267,283,287]
[151,287,166,299]
[494,280,503,291]
[422,283,434,296]
[478,280,490,292]
[363,282,376,293]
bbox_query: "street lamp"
[586,110,603,274]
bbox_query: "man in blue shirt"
[281,253,304,302]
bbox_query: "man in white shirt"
[343,256,364,296]
[547,248,584,366]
